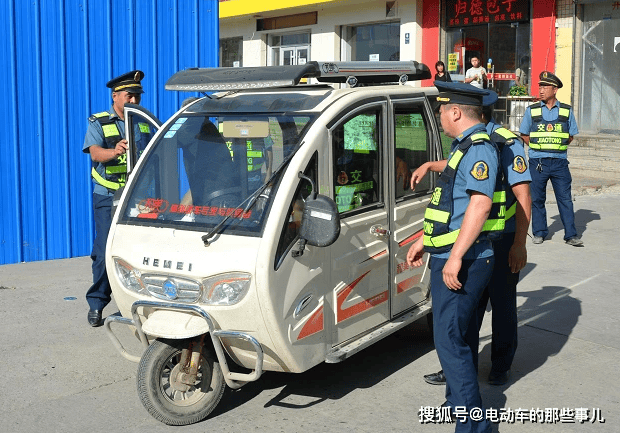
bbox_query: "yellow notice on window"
[448,53,458,73]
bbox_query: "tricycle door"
[389,97,436,317]
[123,103,162,174]
[329,103,391,346]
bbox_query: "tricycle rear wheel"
[137,338,225,425]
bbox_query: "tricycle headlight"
[202,273,251,306]
[114,258,144,293]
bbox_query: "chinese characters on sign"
[448,53,459,72]
[488,73,516,80]
[446,0,529,27]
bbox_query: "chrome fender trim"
[104,300,264,389]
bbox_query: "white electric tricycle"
[105,61,445,425]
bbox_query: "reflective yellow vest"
[89,112,151,191]
[490,127,522,224]
[423,132,506,253]
[528,102,571,152]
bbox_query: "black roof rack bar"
[165,61,431,92]
[315,61,431,85]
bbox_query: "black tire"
[137,338,225,426]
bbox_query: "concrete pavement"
[1,187,619,432]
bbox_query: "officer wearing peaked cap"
[519,71,582,247]
[421,85,533,389]
[407,81,500,433]
[82,70,152,327]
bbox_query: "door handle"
[294,294,313,319]
[370,225,390,238]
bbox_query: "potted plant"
[509,85,528,96]
[508,85,532,130]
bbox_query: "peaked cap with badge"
[538,71,563,88]
[433,81,494,107]
[107,70,145,94]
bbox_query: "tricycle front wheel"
[137,338,225,425]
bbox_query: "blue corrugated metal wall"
[0,0,218,265]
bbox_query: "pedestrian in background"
[464,56,487,89]
[434,60,452,82]
[407,82,499,433]
[82,70,146,327]
[519,71,582,246]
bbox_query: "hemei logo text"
[143,257,193,272]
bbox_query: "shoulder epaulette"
[88,111,111,122]
[492,127,519,145]
[470,132,490,144]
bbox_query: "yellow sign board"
[448,53,458,73]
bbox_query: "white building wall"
[220,0,422,67]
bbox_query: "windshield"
[119,112,315,235]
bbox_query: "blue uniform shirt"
[487,119,532,233]
[519,100,579,160]
[433,123,498,260]
[83,107,126,197]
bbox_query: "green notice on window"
[344,114,377,153]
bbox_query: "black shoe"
[488,369,511,385]
[423,369,446,385]
[88,309,103,327]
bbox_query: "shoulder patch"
[512,156,527,173]
[470,161,489,180]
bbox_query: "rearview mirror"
[293,173,340,257]
[299,194,340,247]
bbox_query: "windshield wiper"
[200,144,302,246]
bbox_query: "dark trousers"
[431,256,494,433]
[86,193,113,310]
[477,233,519,374]
[529,157,577,240]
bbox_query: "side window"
[275,154,317,269]
[332,109,382,214]
[428,96,453,159]
[394,106,432,198]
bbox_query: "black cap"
[434,81,491,108]
[107,70,145,94]
[538,71,563,88]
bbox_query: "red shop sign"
[488,73,516,80]
[446,0,530,28]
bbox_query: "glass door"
[280,46,309,66]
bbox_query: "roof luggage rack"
[165,61,431,92]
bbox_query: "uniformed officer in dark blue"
[408,82,498,433]
[520,71,581,246]
[82,70,146,326]
[419,89,532,387]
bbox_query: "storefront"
[442,0,531,97]
[420,0,560,129]
[218,0,420,71]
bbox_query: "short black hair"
[435,60,446,71]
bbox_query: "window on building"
[343,21,400,62]
[220,37,243,67]
[270,33,310,66]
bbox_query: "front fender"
[141,309,210,339]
